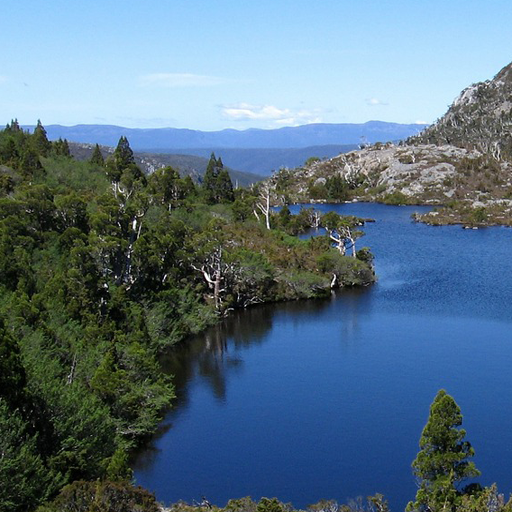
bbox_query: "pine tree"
[32,119,51,157]
[202,152,220,203]
[407,390,480,512]
[5,119,21,133]
[106,136,136,184]
[216,168,235,202]
[90,143,105,166]
[202,153,234,203]
[113,136,135,169]
[53,138,71,157]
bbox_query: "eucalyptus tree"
[321,212,362,257]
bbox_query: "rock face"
[270,142,511,204]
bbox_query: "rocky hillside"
[269,61,512,227]
[409,62,512,159]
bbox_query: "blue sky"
[2,0,511,131]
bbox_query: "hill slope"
[69,143,262,187]
[149,144,359,176]
[409,61,512,158]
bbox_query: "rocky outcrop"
[409,62,512,159]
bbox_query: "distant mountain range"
[26,121,426,176]
[31,121,426,150]
[148,145,359,176]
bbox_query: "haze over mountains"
[27,121,426,176]
[34,121,425,149]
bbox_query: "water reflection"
[335,286,375,340]
[159,296,345,407]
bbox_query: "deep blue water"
[133,203,512,510]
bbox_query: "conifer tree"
[202,153,234,203]
[106,136,136,184]
[202,152,220,203]
[407,390,480,512]
[90,143,105,166]
[113,136,135,169]
[32,119,51,157]
[216,168,235,202]
[53,138,71,157]
[5,119,21,133]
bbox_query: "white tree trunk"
[256,184,271,230]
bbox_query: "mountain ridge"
[23,121,426,150]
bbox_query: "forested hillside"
[0,120,374,511]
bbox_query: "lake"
[133,203,512,511]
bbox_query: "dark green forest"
[0,120,375,511]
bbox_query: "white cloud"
[0,76,7,85]
[221,103,322,126]
[365,97,389,106]
[139,73,227,88]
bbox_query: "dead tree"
[322,212,360,257]
[192,247,225,311]
[255,182,271,230]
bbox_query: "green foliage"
[37,480,160,512]
[32,120,52,157]
[380,190,411,205]
[407,390,481,512]
[90,143,105,166]
[52,138,71,158]
[0,319,27,408]
[257,497,288,512]
[472,207,487,224]
[325,174,349,200]
[0,400,52,512]
[202,153,235,203]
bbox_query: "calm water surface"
[133,203,512,510]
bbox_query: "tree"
[106,136,137,187]
[0,319,28,410]
[113,136,135,169]
[202,153,234,203]
[32,120,52,157]
[255,182,272,230]
[148,165,181,208]
[407,390,480,512]
[202,152,220,203]
[90,143,105,166]
[321,212,362,257]
[52,138,71,157]
[216,168,235,202]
